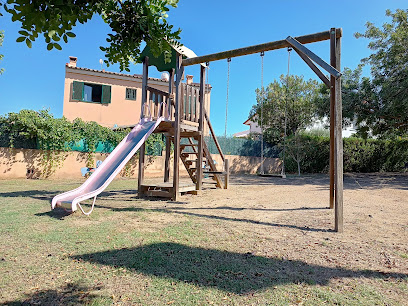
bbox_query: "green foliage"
[0,30,4,75]
[314,66,376,136]
[251,75,320,144]
[314,9,408,139]
[0,109,72,150]
[0,109,165,175]
[0,109,164,153]
[354,9,408,137]
[283,134,408,174]
[284,134,330,174]
[1,0,181,71]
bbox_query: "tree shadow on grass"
[72,242,407,295]
[0,282,106,305]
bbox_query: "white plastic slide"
[51,116,164,215]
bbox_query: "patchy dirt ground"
[0,173,407,304]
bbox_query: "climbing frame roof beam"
[182,28,342,66]
[285,36,341,78]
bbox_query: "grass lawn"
[0,174,407,305]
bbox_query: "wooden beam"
[204,110,225,163]
[183,28,342,66]
[145,86,169,97]
[329,28,336,210]
[140,56,149,118]
[167,69,174,119]
[286,36,341,78]
[138,57,149,195]
[172,54,184,201]
[224,159,229,189]
[334,30,344,233]
[292,47,330,87]
[164,136,171,182]
[196,65,206,191]
[164,70,174,182]
[138,143,146,196]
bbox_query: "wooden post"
[164,70,174,182]
[168,69,174,119]
[224,158,229,189]
[329,28,335,209]
[138,143,146,195]
[164,136,171,182]
[140,56,149,119]
[196,66,206,191]
[173,54,184,200]
[138,56,149,195]
[334,29,343,233]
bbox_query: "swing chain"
[282,47,292,177]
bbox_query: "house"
[233,117,262,138]
[63,56,211,129]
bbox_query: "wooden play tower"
[137,46,229,201]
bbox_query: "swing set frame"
[182,28,344,232]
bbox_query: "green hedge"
[0,109,164,155]
[284,135,408,173]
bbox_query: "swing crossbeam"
[182,29,342,66]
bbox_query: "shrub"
[283,134,408,174]
[0,109,164,155]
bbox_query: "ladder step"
[181,152,198,158]
[181,144,197,147]
[203,180,218,184]
[204,171,225,174]
[185,160,197,165]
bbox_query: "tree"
[0,0,181,71]
[355,9,408,137]
[0,30,4,74]
[314,66,377,138]
[316,9,408,138]
[251,74,320,144]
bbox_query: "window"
[126,88,137,100]
[83,83,102,102]
[72,81,111,104]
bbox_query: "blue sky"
[0,1,406,136]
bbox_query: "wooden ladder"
[172,136,224,189]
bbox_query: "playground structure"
[52,28,343,232]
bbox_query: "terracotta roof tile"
[66,64,167,83]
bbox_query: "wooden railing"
[181,84,200,124]
[146,86,171,120]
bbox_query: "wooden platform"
[153,120,199,134]
[140,182,196,198]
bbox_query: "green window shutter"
[72,81,84,101]
[101,85,111,104]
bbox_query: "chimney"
[186,75,193,85]
[68,56,77,68]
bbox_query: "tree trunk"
[297,158,301,176]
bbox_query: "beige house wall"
[63,64,212,130]
[0,147,281,180]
